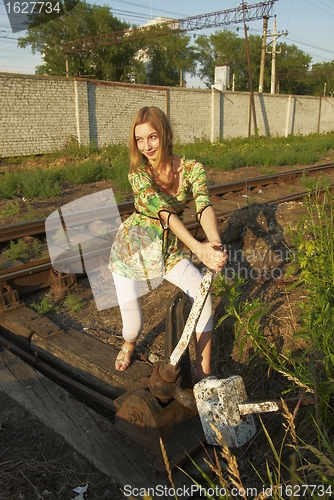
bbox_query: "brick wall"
[219,92,251,139]
[169,87,212,143]
[319,97,334,133]
[1,74,76,157]
[86,82,168,147]
[1,73,333,158]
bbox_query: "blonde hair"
[129,106,173,172]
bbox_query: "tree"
[137,25,196,86]
[18,1,140,81]
[307,61,334,96]
[276,43,312,95]
[18,4,196,86]
[194,30,266,91]
[194,29,315,95]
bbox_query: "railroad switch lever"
[193,375,315,448]
[148,269,215,412]
[149,360,197,412]
[114,289,206,469]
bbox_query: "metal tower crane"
[64,1,278,54]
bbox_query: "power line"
[0,36,15,41]
[104,0,187,19]
[280,67,334,75]
[0,53,39,59]
[313,0,334,13]
[64,0,278,53]
[304,0,334,17]
[285,36,334,57]
[248,25,334,62]
[107,10,150,22]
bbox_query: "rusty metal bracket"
[28,316,65,339]
[114,389,203,471]
[0,285,21,312]
[50,269,77,289]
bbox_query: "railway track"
[0,162,333,495]
[1,162,334,295]
[1,162,333,243]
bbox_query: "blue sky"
[1,0,334,86]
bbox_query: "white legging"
[112,259,213,342]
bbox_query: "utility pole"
[242,2,258,138]
[270,17,278,93]
[65,53,69,77]
[179,69,184,86]
[266,16,288,94]
[258,16,268,93]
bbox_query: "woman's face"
[135,122,160,164]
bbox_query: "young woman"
[109,106,227,380]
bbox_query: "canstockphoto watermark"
[4,0,78,33]
[123,484,333,499]
[226,246,294,265]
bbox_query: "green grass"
[1,132,333,201]
[30,294,55,314]
[285,185,334,418]
[2,238,43,262]
[175,132,334,171]
[211,184,334,494]
[63,292,85,313]
[0,200,20,218]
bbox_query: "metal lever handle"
[238,397,315,416]
[169,269,215,367]
[171,384,197,412]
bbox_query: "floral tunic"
[108,158,211,280]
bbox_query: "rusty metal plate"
[28,317,65,338]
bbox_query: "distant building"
[141,16,179,29]
[136,16,179,67]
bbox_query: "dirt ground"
[0,157,332,500]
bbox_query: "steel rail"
[208,162,334,196]
[1,163,333,244]
[1,183,333,294]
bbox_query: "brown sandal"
[115,345,134,371]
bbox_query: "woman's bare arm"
[159,210,227,272]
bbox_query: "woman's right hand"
[195,241,228,272]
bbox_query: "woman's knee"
[165,259,203,296]
[165,259,213,331]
